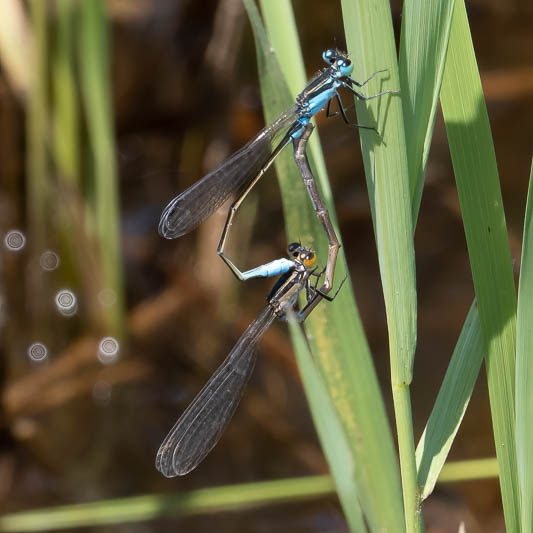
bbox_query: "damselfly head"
[287,242,316,267]
[322,49,353,77]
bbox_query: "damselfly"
[156,243,345,477]
[159,49,396,294]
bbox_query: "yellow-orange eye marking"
[303,252,316,268]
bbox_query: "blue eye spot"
[322,49,336,64]
[337,58,353,76]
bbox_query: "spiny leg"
[348,69,388,88]
[297,274,348,321]
[334,93,378,132]
[342,80,399,101]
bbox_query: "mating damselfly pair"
[155,49,396,477]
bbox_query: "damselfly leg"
[216,125,297,281]
[292,123,340,294]
[218,122,341,296]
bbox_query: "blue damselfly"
[159,49,396,294]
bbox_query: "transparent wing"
[158,105,299,239]
[156,305,276,477]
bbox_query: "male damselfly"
[159,49,396,294]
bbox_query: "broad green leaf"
[341,0,417,388]
[341,1,418,530]
[516,158,533,531]
[288,317,366,532]
[440,1,519,530]
[397,0,487,504]
[416,302,484,500]
[399,0,455,221]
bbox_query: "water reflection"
[4,230,26,252]
[39,250,60,271]
[97,337,120,365]
[55,289,77,317]
[27,342,48,362]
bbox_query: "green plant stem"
[0,459,499,532]
[52,0,80,185]
[27,0,48,242]
[439,457,498,482]
[25,0,50,334]
[393,384,421,533]
[0,476,335,532]
[79,0,124,336]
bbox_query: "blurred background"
[0,0,532,531]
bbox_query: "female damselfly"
[156,242,345,477]
[159,49,396,294]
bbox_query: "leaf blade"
[440,1,519,530]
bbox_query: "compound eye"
[287,242,301,257]
[322,49,337,64]
[337,57,354,76]
[303,251,316,268]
